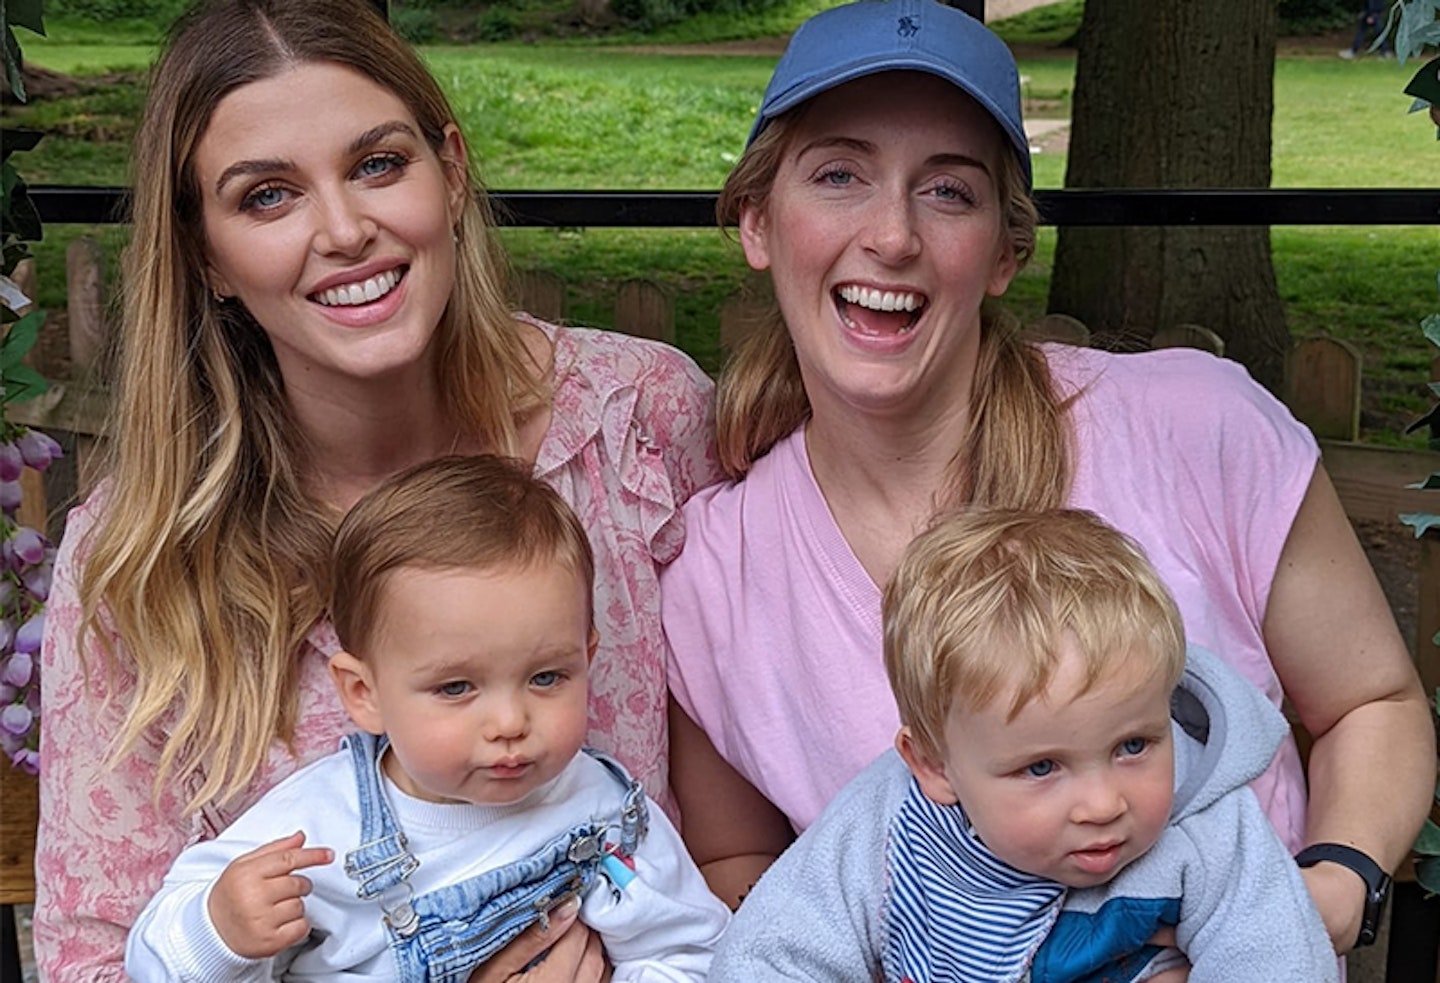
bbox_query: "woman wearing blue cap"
[662,0,1431,968]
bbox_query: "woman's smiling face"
[739,71,1019,420]
[193,61,468,395]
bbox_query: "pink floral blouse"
[33,318,721,982]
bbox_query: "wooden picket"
[613,278,674,344]
[1021,312,1090,346]
[1285,336,1362,442]
[513,268,566,324]
[1152,323,1224,356]
[65,237,106,380]
[718,275,773,356]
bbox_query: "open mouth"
[834,284,926,336]
[311,266,406,307]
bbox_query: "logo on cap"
[897,15,918,37]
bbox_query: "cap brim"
[748,58,1033,185]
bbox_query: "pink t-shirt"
[664,345,1317,847]
[35,318,722,983]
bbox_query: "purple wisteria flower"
[1,652,30,688]
[16,429,61,471]
[0,444,22,483]
[0,425,59,774]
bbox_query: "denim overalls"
[339,732,648,983]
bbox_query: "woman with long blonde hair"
[35,2,719,979]
[662,0,1432,967]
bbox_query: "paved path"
[986,0,1065,20]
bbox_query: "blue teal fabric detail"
[1030,897,1182,983]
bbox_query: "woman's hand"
[467,898,611,983]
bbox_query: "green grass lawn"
[7,18,1440,440]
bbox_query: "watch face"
[1359,876,1392,948]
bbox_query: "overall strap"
[341,732,423,936]
[582,748,649,857]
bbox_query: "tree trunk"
[1046,0,1289,392]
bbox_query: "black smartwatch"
[1294,843,1392,948]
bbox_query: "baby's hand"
[208,830,333,959]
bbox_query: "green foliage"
[988,0,1081,47]
[1277,0,1355,36]
[1,4,50,407]
[1390,0,1440,63]
[391,5,442,42]
[610,0,787,33]
[42,0,186,24]
[476,7,520,40]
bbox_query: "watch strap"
[1294,842,1391,948]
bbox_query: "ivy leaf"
[1418,856,1440,897]
[7,0,47,36]
[3,25,24,104]
[1423,313,1440,348]
[0,174,43,245]
[0,309,44,371]
[0,129,44,164]
[1400,511,1440,536]
[1,241,31,275]
[3,362,48,404]
[1416,818,1440,855]
[0,274,32,313]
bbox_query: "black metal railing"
[28,186,1440,228]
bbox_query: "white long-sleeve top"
[126,747,730,982]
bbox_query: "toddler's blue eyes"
[531,671,560,688]
[1120,737,1148,756]
[1025,759,1055,778]
[438,681,471,697]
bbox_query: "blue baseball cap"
[748,0,1032,186]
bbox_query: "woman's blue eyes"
[357,152,407,179]
[237,153,408,212]
[240,185,288,212]
[811,167,976,205]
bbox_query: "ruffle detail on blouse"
[526,315,683,560]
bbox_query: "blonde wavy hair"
[884,508,1187,762]
[80,0,547,812]
[714,89,1068,513]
